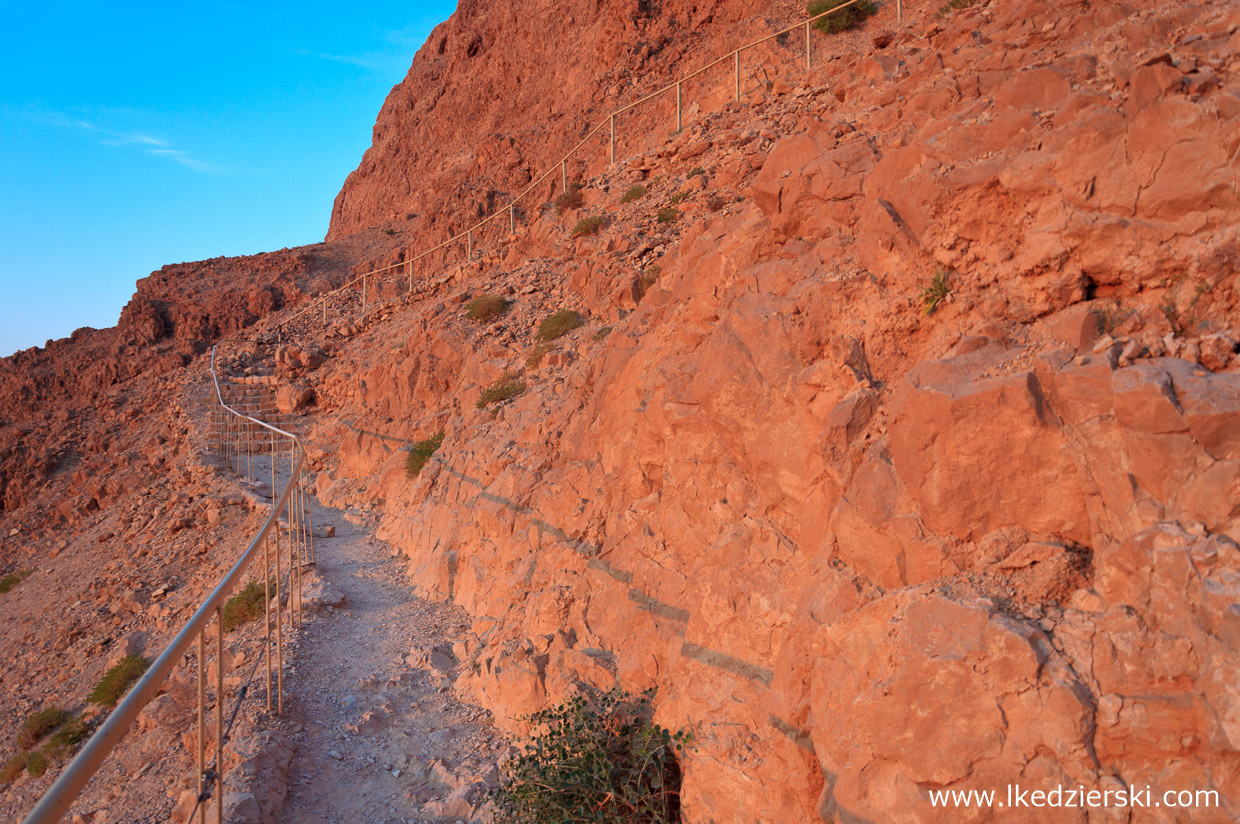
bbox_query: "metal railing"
[22,344,314,824]
[278,0,897,335]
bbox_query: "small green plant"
[1160,274,1206,335]
[477,374,528,409]
[669,190,691,205]
[621,185,647,204]
[527,343,555,368]
[1093,301,1121,335]
[221,581,266,632]
[922,267,951,315]
[17,708,69,751]
[383,227,397,236]
[935,0,980,18]
[41,716,88,763]
[491,687,691,824]
[25,750,49,779]
[538,310,584,342]
[809,0,877,33]
[467,294,512,323]
[686,166,705,179]
[1,753,28,785]
[405,432,445,478]
[593,326,613,342]
[88,655,149,708]
[656,208,679,224]
[705,194,727,212]
[0,569,34,594]
[556,183,584,214]
[571,216,607,238]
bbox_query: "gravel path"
[258,461,501,824]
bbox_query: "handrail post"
[407,257,413,293]
[561,159,567,193]
[362,273,368,314]
[898,0,903,25]
[806,21,811,71]
[321,297,326,325]
[215,609,224,824]
[467,230,473,259]
[197,633,206,824]
[610,114,616,165]
[509,203,516,234]
[676,81,682,132]
[734,50,740,101]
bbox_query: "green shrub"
[383,227,397,236]
[0,569,34,594]
[491,688,691,824]
[686,166,705,179]
[809,0,877,33]
[467,294,512,323]
[25,750,48,779]
[0,753,28,785]
[705,194,727,212]
[571,216,606,238]
[538,310,584,342]
[405,432,445,478]
[922,267,951,315]
[88,655,149,708]
[935,0,979,18]
[593,326,613,342]
[669,191,691,205]
[17,708,68,750]
[621,185,647,204]
[477,374,528,409]
[556,183,584,214]
[42,716,88,763]
[527,343,555,369]
[656,208,679,224]
[221,581,266,632]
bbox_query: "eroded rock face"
[299,0,1240,820]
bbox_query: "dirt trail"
[262,464,502,824]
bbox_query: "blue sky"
[0,1,457,357]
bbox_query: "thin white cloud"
[14,106,221,174]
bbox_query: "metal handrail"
[22,344,309,824]
[278,0,896,332]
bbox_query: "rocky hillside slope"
[1,0,1239,821]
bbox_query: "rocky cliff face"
[302,0,1240,820]
[327,0,810,240]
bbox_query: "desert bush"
[922,267,951,315]
[593,326,613,342]
[17,708,68,750]
[669,190,691,205]
[571,216,606,238]
[477,374,528,409]
[221,581,266,632]
[621,185,647,204]
[656,208,679,224]
[491,688,691,824]
[556,183,584,214]
[538,310,584,342]
[42,716,88,763]
[686,166,705,179]
[25,750,49,778]
[0,753,28,784]
[705,194,727,212]
[467,294,512,323]
[935,0,980,18]
[527,343,555,369]
[809,0,877,33]
[405,432,445,477]
[88,655,149,708]
[0,569,33,595]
